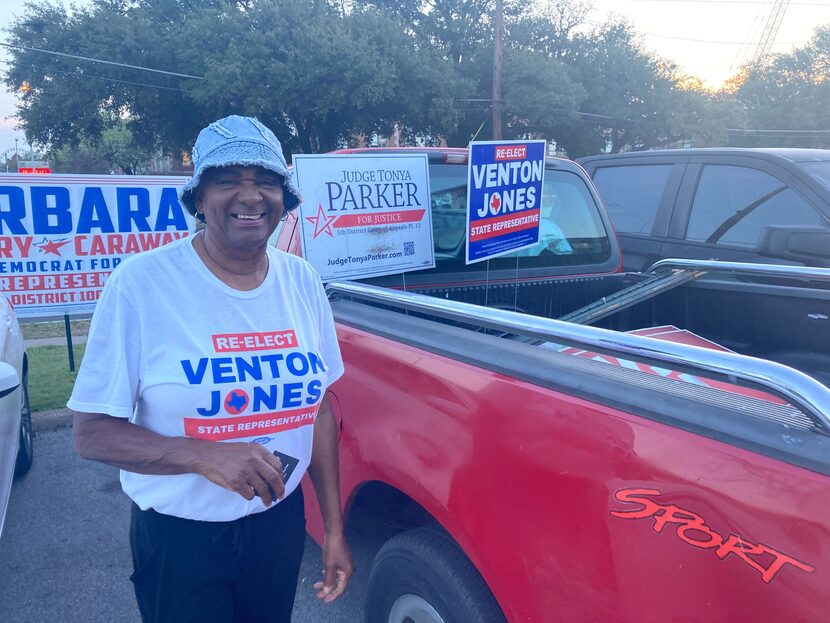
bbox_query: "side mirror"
[758,226,830,266]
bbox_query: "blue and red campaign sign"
[0,174,192,318]
[466,140,546,264]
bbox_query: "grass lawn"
[21,319,90,340]
[27,344,86,412]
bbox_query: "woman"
[69,115,353,623]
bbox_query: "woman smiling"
[69,115,353,623]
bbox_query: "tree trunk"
[295,122,315,155]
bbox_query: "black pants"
[129,487,305,623]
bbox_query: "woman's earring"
[195,212,206,223]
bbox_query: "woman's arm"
[307,394,354,603]
[73,411,286,505]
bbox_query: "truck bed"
[305,283,830,623]
[412,260,830,387]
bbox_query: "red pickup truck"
[278,149,830,622]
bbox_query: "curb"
[33,408,73,432]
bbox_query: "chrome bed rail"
[327,280,830,432]
[646,258,830,282]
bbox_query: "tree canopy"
[5,0,830,167]
[728,25,830,149]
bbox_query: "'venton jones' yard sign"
[466,140,546,264]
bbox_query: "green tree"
[4,0,741,158]
[668,74,745,148]
[510,0,593,61]
[44,121,156,174]
[357,0,505,63]
[730,26,830,148]
[99,123,155,174]
[4,2,111,149]
[499,49,585,140]
[4,0,464,156]
[50,142,111,174]
[544,19,718,156]
[355,0,586,145]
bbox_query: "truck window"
[686,165,827,248]
[591,164,672,234]
[427,165,611,271]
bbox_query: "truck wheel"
[365,527,507,623]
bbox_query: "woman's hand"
[314,531,354,603]
[194,441,285,506]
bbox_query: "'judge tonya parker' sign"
[293,153,434,282]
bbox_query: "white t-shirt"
[68,236,344,521]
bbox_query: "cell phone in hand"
[272,450,299,483]
[251,448,300,500]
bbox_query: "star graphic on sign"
[305,203,338,238]
[490,194,501,211]
[35,238,71,256]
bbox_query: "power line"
[645,32,801,44]
[0,42,204,80]
[0,59,188,93]
[463,98,626,122]
[68,73,187,92]
[730,3,766,69]
[583,19,805,45]
[549,107,639,126]
[633,1,830,5]
[569,110,626,121]
[727,128,830,133]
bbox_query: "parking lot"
[0,426,371,622]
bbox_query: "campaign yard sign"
[293,153,434,282]
[0,174,193,318]
[466,140,546,264]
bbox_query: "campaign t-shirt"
[68,236,343,521]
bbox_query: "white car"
[0,295,31,538]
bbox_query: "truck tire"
[364,527,507,623]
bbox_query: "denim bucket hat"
[179,115,302,215]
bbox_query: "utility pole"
[492,0,503,140]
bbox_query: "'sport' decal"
[611,488,815,584]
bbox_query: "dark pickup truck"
[578,148,830,272]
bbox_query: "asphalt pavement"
[0,425,371,622]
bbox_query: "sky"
[589,0,830,83]
[1,0,830,157]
